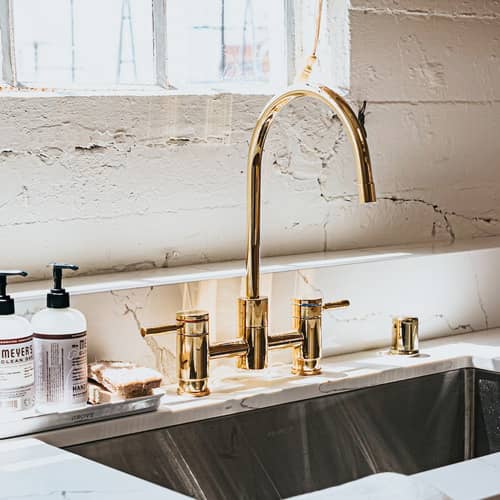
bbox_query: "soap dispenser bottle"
[32,264,87,411]
[0,270,34,413]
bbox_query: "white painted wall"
[1,0,499,280]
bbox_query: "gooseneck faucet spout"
[245,83,377,299]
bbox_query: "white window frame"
[1,0,299,94]
[0,0,17,86]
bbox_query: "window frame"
[0,0,298,94]
[0,0,17,86]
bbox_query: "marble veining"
[6,238,500,379]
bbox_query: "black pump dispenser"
[0,270,28,315]
[47,264,79,309]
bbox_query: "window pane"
[13,0,154,87]
[0,4,8,84]
[0,30,3,83]
[167,0,286,90]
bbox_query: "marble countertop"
[26,327,500,448]
[0,438,186,499]
[415,451,500,500]
[2,328,500,499]
[293,452,500,499]
[2,444,498,500]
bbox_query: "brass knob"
[140,324,178,337]
[176,310,209,323]
[391,317,419,355]
[140,310,211,397]
[140,310,210,338]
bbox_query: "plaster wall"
[0,1,499,280]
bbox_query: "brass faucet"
[141,83,376,395]
[239,83,376,373]
[141,1,376,396]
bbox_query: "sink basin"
[67,369,500,499]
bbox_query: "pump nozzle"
[48,263,79,309]
[0,270,28,315]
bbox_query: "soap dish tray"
[0,392,163,439]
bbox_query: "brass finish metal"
[176,310,210,323]
[237,297,268,369]
[209,340,248,360]
[140,324,178,337]
[268,331,304,350]
[176,310,210,396]
[292,298,322,375]
[292,298,350,375]
[141,0,376,394]
[142,309,250,396]
[391,317,419,355]
[144,79,375,386]
[240,82,376,371]
[238,297,268,328]
[245,84,376,300]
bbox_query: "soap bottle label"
[34,332,88,408]
[0,336,35,412]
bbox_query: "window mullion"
[285,0,296,85]
[152,0,168,89]
[0,0,17,86]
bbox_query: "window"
[166,0,286,91]
[0,0,15,86]
[14,0,155,87]
[0,0,291,92]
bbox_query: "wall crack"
[381,195,500,242]
[474,274,490,330]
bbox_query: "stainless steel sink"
[67,369,500,499]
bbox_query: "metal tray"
[0,393,163,439]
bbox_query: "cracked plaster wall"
[1,1,500,281]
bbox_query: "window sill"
[0,83,280,98]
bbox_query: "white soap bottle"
[0,270,35,413]
[32,264,87,412]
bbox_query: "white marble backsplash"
[10,237,500,379]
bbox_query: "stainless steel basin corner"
[68,369,500,499]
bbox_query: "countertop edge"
[17,328,500,449]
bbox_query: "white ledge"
[10,235,500,303]
[0,87,275,98]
